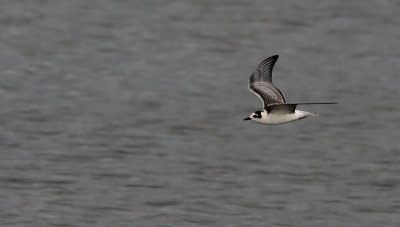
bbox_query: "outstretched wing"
[249,55,286,109]
[266,102,338,114]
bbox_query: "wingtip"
[264,55,279,61]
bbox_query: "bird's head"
[243,110,264,122]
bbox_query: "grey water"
[0,0,399,226]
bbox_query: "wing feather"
[248,55,286,109]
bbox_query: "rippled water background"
[1,1,399,226]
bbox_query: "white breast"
[253,110,316,125]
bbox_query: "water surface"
[0,1,399,226]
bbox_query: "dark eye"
[253,115,257,118]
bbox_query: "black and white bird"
[243,55,337,125]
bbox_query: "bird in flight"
[243,55,337,125]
